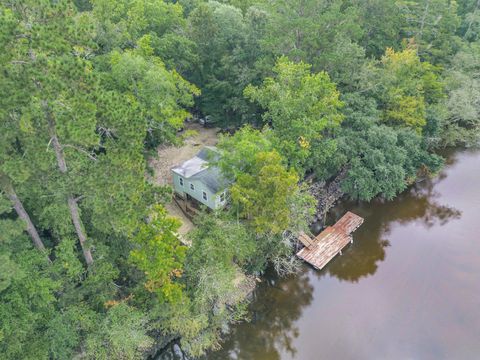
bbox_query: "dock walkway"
[297,211,364,270]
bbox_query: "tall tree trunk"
[67,196,93,265]
[0,174,50,257]
[44,101,94,266]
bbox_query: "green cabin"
[171,147,229,210]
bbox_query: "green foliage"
[130,206,187,303]
[216,125,274,179]
[218,126,315,235]
[103,42,199,146]
[0,0,477,358]
[230,151,300,234]
[83,303,153,360]
[184,1,268,125]
[91,0,186,52]
[336,94,443,201]
[459,0,480,41]
[362,46,445,133]
[0,1,195,358]
[186,214,255,274]
[0,224,59,359]
[358,0,405,58]
[245,57,344,173]
[172,213,255,356]
[259,0,366,86]
[441,42,480,146]
[397,0,462,64]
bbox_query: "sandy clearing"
[148,122,220,236]
[149,122,220,186]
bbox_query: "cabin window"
[219,192,225,203]
[179,178,184,186]
[190,183,195,191]
[202,191,207,201]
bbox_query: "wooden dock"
[296,212,364,270]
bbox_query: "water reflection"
[207,269,314,360]
[208,178,462,359]
[325,175,462,282]
[207,150,472,360]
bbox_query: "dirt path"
[149,123,220,236]
[164,201,194,239]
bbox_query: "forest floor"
[149,122,220,235]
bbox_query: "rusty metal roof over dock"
[297,212,364,270]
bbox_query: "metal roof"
[171,155,208,178]
[191,166,229,193]
[171,147,230,193]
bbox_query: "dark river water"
[206,149,480,360]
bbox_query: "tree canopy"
[1,0,479,358]
[245,57,344,174]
